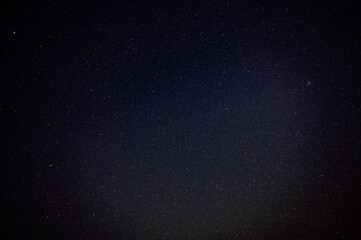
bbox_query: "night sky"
[1,1,361,239]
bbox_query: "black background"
[1,0,361,239]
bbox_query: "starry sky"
[1,0,361,239]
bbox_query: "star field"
[1,1,361,239]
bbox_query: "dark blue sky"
[2,1,361,239]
